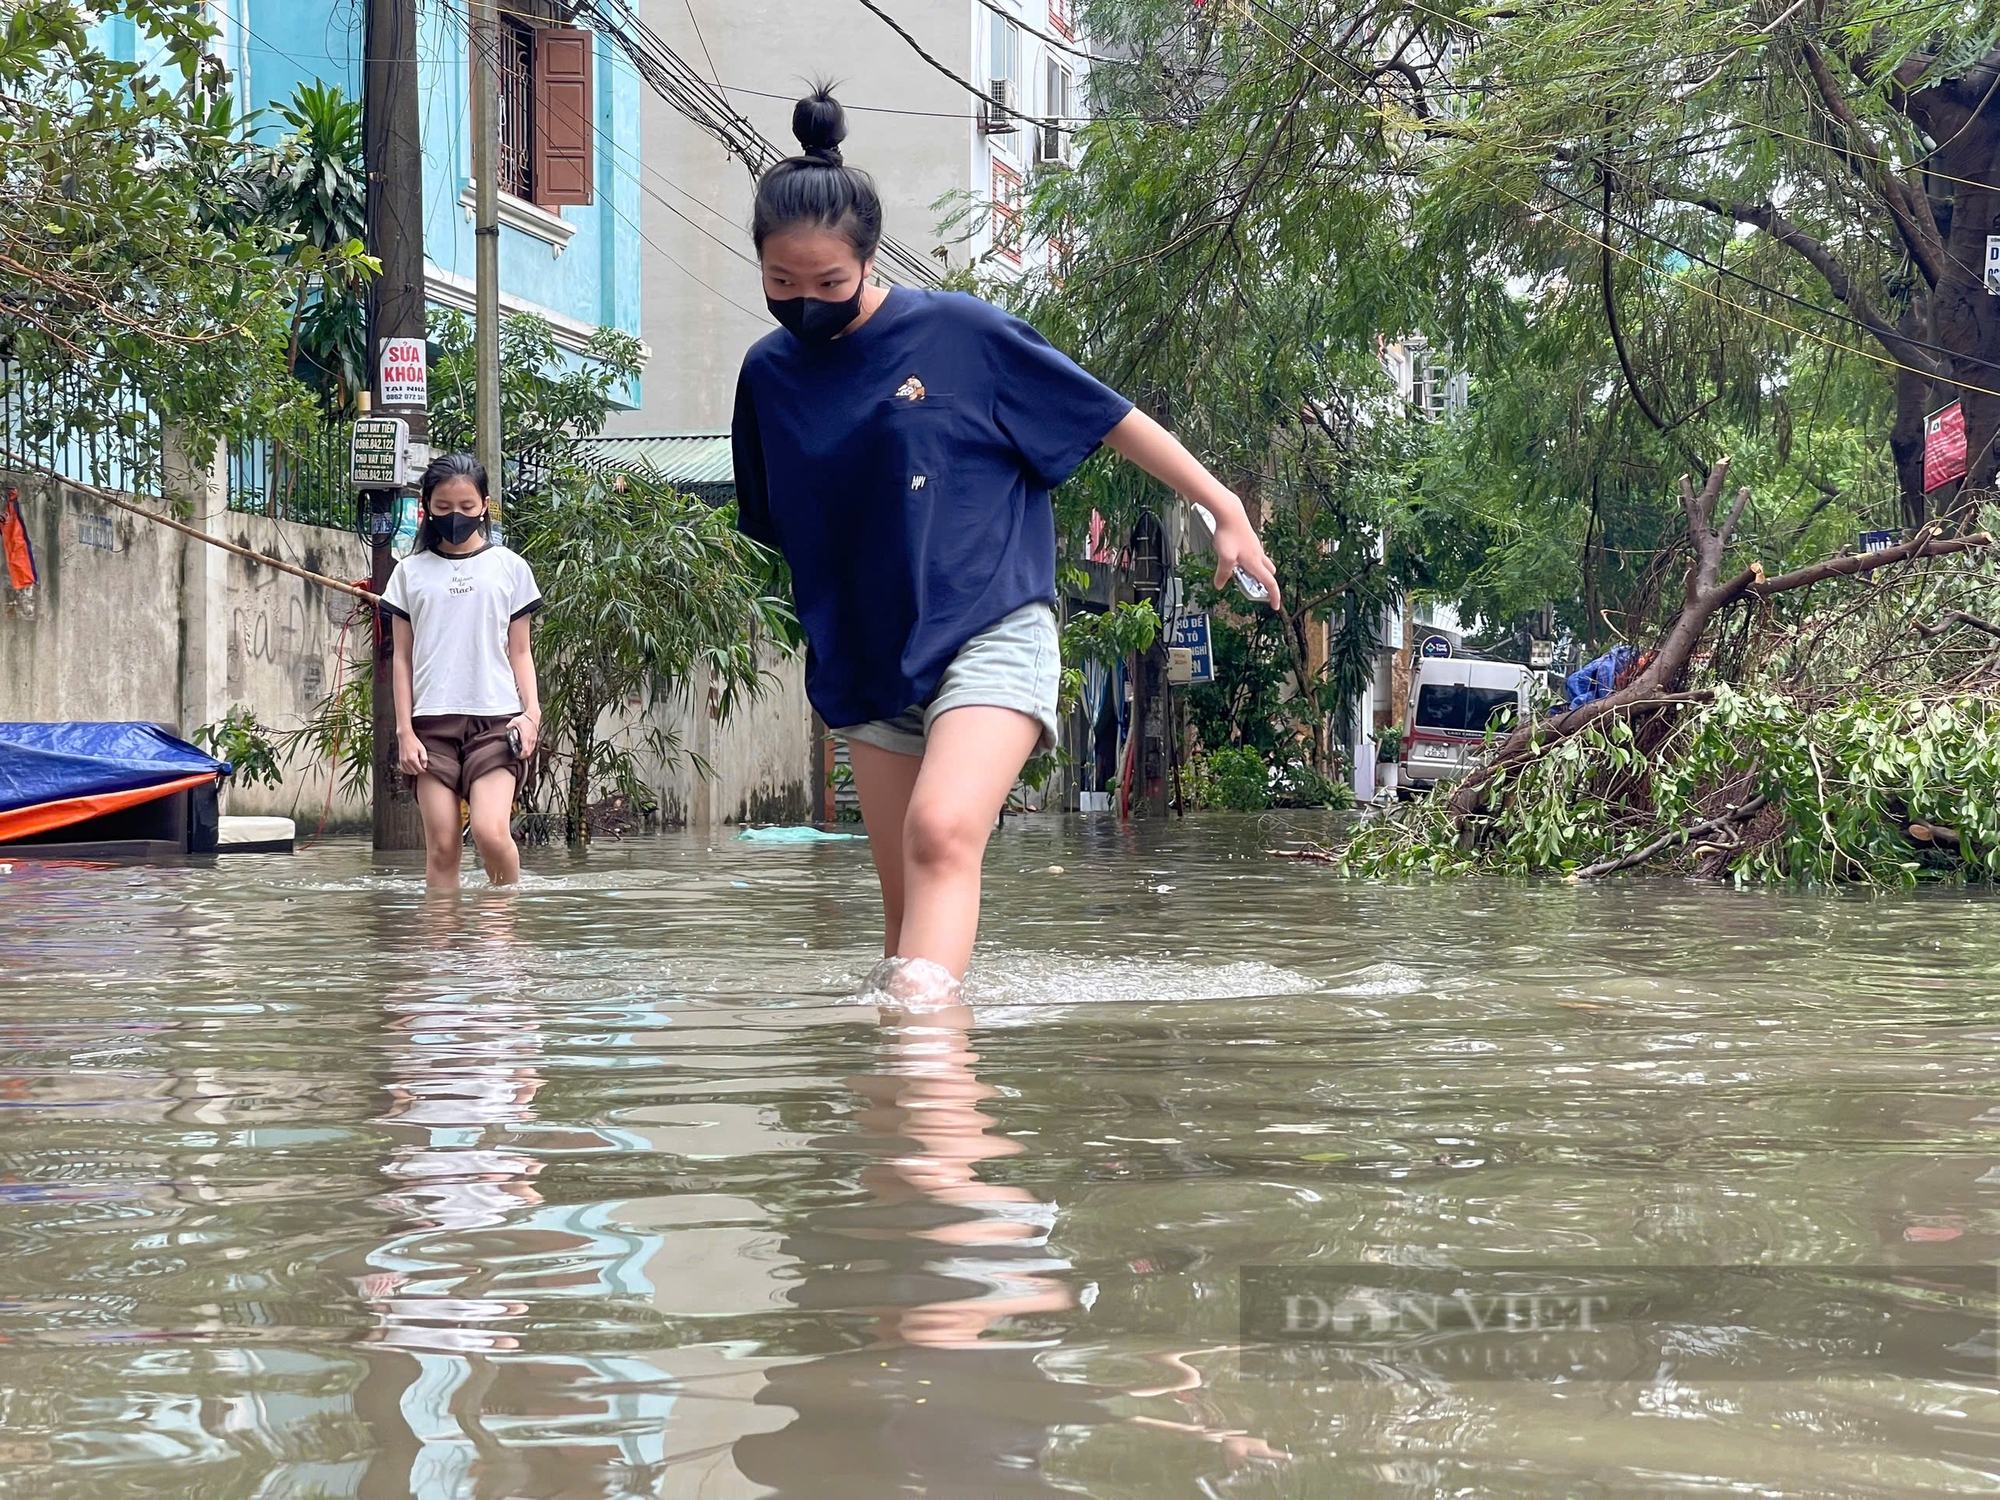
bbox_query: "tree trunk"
[1892,303,1932,529]
[568,703,595,848]
[1906,84,2000,523]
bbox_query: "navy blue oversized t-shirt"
[731,288,1133,729]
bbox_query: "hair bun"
[792,83,849,166]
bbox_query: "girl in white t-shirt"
[381,454,543,888]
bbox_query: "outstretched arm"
[1100,409,1282,609]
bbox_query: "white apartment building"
[600,1,1092,824]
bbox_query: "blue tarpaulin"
[1565,646,1637,710]
[0,723,229,815]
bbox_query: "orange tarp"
[0,773,217,844]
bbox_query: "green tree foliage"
[0,2,314,476]
[425,310,646,492]
[510,470,793,844]
[248,82,373,411]
[1207,745,1271,811]
[1027,0,2000,679]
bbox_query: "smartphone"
[507,725,523,760]
[1190,503,1272,603]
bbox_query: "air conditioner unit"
[981,77,1016,133]
[1035,123,1065,165]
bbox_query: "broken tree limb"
[2,451,381,605]
[1574,795,1770,879]
[1915,609,2000,641]
[1449,453,1993,818]
[1749,530,1991,598]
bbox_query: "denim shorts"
[837,602,1060,758]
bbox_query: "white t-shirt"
[381,543,542,718]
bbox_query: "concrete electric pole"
[363,0,427,852]
[469,0,504,516]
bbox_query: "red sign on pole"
[378,336,428,410]
[1924,400,1967,493]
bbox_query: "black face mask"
[431,510,485,547]
[767,289,863,344]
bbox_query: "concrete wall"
[0,470,373,826]
[641,644,815,828]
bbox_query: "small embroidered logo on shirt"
[910,475,927,490]
[894,376,927,402]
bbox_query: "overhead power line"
[850,0,1083,134]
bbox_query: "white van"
[1401,656,1539,792]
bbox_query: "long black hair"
[752,84,883,262]
[414,452,491,553]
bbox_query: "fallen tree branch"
[1915,609,2000,641]
[1575,795,1770,879]
[1268,844,1339,864]
[1749,531,1991,597]
[1449,456,1994,819]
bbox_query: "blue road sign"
[1169,609,1214,685]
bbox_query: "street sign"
[1987,234,2000,295]
[1167,608,1214,685]
[378,336,428,409]
[1924,400,1967,492]
[1419,633,1453,660]
[1529,638,1554,668]
[349,416,412,488]
[1859,528,1902,554]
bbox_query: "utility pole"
[470,0,504,514]
[363,0,427,852]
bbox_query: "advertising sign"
[1167,608,1214,685]
[349,416,410,488]
[1419,633,1453,660]
[1924,400,1967,493]
[378,337,428,409]
[1987,234,2000,295]
[1858,528,1902,555]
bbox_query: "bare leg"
[896,706,1041,978]
[845,737,924,955]
[414,774,465,889]
[466,768,521,886]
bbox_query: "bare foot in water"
[859,956,963,1013]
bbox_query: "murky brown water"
[5,815,2000,1497]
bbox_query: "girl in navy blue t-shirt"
[732,89,1280,1007]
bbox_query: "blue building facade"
[100,3,647,405]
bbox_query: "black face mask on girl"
[767,289,863,344]
[431,509,485,547]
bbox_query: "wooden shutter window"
[532,26,594,208]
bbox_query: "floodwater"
[5,816,2000,1498]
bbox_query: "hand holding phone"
[1191,503,1273,604]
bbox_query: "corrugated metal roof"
[576,433,735,493]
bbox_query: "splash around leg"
[857,956,964,1013]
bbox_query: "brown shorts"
[408,714,523,798]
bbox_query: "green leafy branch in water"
[194,707,286,791]
[1344,686,2000,886]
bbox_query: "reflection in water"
[737,1001,1285,1496]
[359,896,680,1498]
[8,825,2000,1495]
